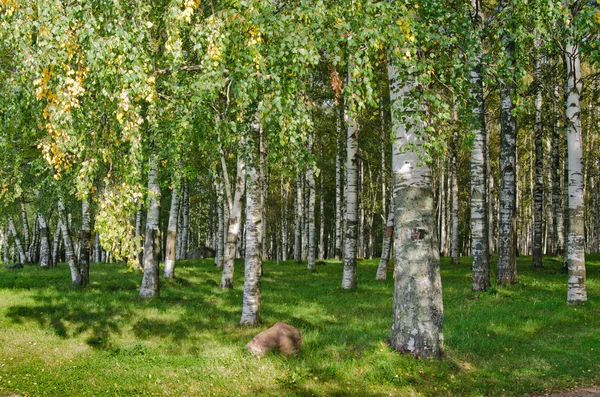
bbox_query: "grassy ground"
[0,254,598,397]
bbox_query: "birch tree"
[139,156,161,299]
[165,185,180,278]
[58,199,81,285]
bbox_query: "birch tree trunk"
[93,233,100,263]
[220,151,246,289]
[165,185,180,277]
[180,182,189,259]
[214,181,224,267]
[469,16,490,290]
[564,33,587,303]
[294,173,303,263]
[140,156,161,299]
[496,10,518,285]
[388,63,443,358]
[302,172,309,261]
[51,219,61,266]
[58,199,81,285]
[342,81,359,290]
[450,126,459,265]
[553,83,565,256]
[532,38,544,268]
[240,130,263,326]
[20,200,30,263]
[319,171,325,260]
[135,209,143,268]
[376,201,394,280]
[307,161,316,270]
[3,228,8,264]
[38,213,51,268]
[335,110,343,260]
[281,175,289,261]
[79,198,91,286]
[8,219,26,264]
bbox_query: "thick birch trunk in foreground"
[388,63,443,358]
[165,186,180,278]
[58,199,81,285]
[140,157,161,299]
[468,7,490,290]
[376,202,394,280]
[220,152,245,289]
[496,19,518,285]
[532,39,544,269]
[342,93,359,290]
[8,219,26,264]
[38,213,51,268]
[79,198,91,286]
[240,131,263,326]
[564,37,587,303]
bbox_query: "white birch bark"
[553,83,565,256]
[302,171,309,261]
[342,79,359,290]
[376,201,394,281]
[58,199,81,285]
[281,175,289,261]
[496,8,518,285]
[38,213,50,268]
[51,219,61,266]
[3,227,8,264]
[240,130,263,326]
[20,200,30,263]
[450,123,459,265]
[307,161,316,270]
[532,38,544,268]
[469,0,490,291]
[358,158,365,259]
[165,185,180,277]
[319,171,325,260]
[79,198,91,286]
[214,181,224,267]
[140,156,161,299]
[8,219,26,264]
[93,233,100,263]
[294,172,303,263]
[335,109,343,260]
[180,182,189,259]
[389,62,443,358]
[135,209,143,268]
[564,34,587,303]
[220,150,246,289]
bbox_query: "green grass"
[0,254,598,396]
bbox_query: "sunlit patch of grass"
[0,255,598,396]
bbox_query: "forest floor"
[0,254,598,396]
[541,386,600,396]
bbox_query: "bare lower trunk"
[389,62,443,358]
[165,186,180,277]
[450,126,459,265]
[20,200,30,263]
[79,198,91,286]
[307,154,316,270]
[58,199,81,285]
[220,151,246,289]
[51,220,61,266]
[342,78,359,290]
[553,83,565,256]
[294,172,303,263]
[564,38,587,303]
[8,219,26,264]
[532,39,544,268]
[335,110,343,260]
[38,213,51,268]
[180,182,189,259]
[319,171,325,260]
[135,209,143,268]
[496,51,518,284]
[3,228,8,264]
[376,202,394,280]
[93,233,100,263]
[140,156,161,299]
[281,175,289,261]
[240,130,263,326]
[215,181,224,267]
